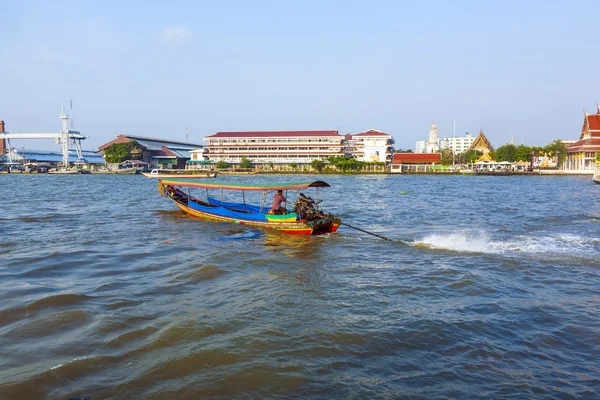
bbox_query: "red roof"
[353,129,391,137]
[568,137,600,153]
[587,114,600,133]
[205,130,340,139]
[205,143,343,148]
[155,146,177,157]
[391,153,442,164]
[98,134,131,151]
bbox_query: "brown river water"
[1,174,599,399]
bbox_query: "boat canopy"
[159,179,331,191]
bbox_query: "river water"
[1,174,599,399]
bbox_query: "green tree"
[440,149,454,166]
[514,144,533,162]
[310,159,325,172]
[596,151,600,163]
[267,161,274,170]
[459,150,482,164]
[216,160,229,169]
[494,144,516,162]
[543,140,568,165]
[103,141,141,163]
[239,157,253,169]
[289,162,298,170]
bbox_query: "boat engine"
[294,193,322,220]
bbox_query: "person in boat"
[271,190,287,214]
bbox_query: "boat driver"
[271,190,287,214]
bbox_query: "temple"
[564,105,600,171]
[467,130,494,154]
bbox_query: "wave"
[411,230,600,264]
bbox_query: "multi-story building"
[440,133,475,154]
[203,130,346,165]
[348,129,394,162]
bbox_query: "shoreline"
[1,169,594,176]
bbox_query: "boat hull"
[172,199,339,235]
[143,172,217,179]
[115,168,141,175]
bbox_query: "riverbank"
[1,168,595,176]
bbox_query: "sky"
[2,0,600,152]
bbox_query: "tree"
[543,140,568,165]
[596,151,600,163]
[514,144,533,162]
[440,149,454,165]
[103,141,141,163]
[216,160,229,169]
[289,162,298,170]
[310,159,325,172]
[239,157,253,169]
[459,150,482,164]
[494,144,516,162]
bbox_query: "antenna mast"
[60,104,70,168]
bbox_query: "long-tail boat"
[143,169,218,179]
[158,179,340,235]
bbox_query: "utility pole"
[452,120,456,165]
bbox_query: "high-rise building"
[440,133,475,154]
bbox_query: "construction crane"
[0,105,87,167]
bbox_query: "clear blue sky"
[2,0,599,151]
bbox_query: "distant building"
[565,106,600,171]
[467,130,494,154]
[428,122,439,152]
[98,134,204,168]
[348,129,394,163]
[415,141,427,153]
[203,130,346,165]
[440,133,475,154]
[0,120,6,156]
[390,152,442,173]
[4,149,105,165]
[415,122,440,153]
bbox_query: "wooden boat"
[158,179,340,235]
[143,169,218,179]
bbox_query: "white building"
[428,122,439,152]
[203,130,345,165]
[415,122,440,153]
[349,129,395,162]
[440,133,475,154]
[415,140,427,153]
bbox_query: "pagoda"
[565,105,600,171]
[467,130,494,154]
